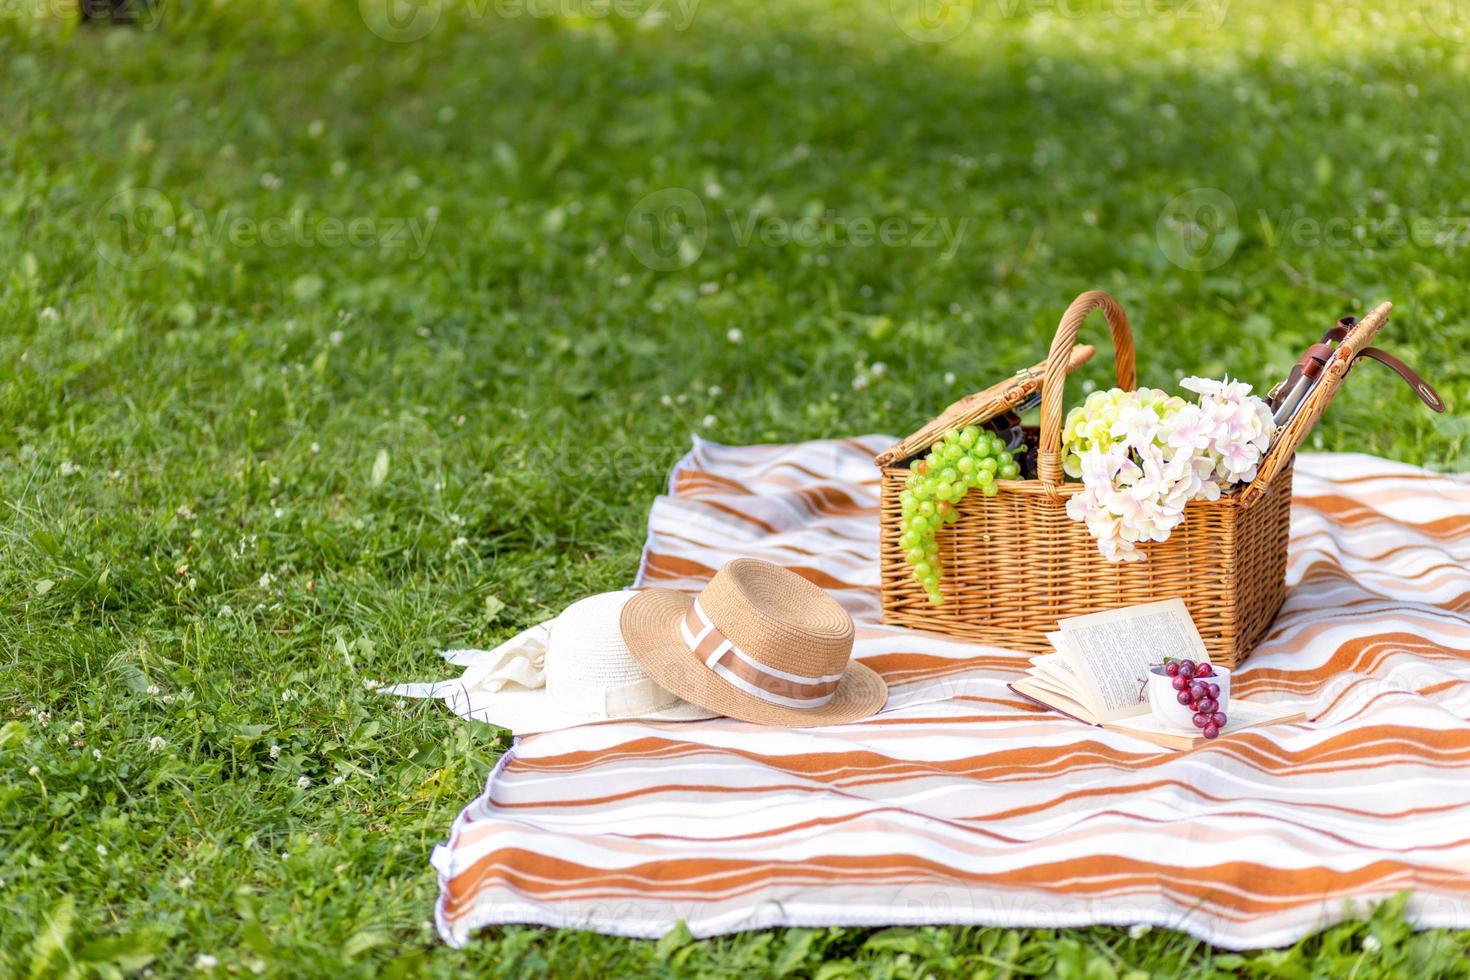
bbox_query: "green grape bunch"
[897,425,1021,605]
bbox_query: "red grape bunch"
[1164,659,1227,739]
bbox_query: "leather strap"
[1351,347,1446,412]
[1319,316,1357,346]
[1295,316,1446,413]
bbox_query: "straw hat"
[424,590,716,735]
[620,559,887,727]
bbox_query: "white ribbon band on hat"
[546,663,685,717]
[679,597,843,709]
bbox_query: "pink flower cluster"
[1062,377,1276,563]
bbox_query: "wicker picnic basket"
[877,290,1394,667]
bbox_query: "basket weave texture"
[878,291,1391,667]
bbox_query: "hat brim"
[443,683,717,736]
[620,589,888,728]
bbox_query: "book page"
[1028,652,1077,687]
[1055,600,1209,722]
[1046,631,1105,717]
[1011,679,1098,727]
[1018,671,1085,706]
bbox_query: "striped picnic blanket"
[430,437,1470,950]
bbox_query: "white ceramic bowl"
[1147,663,1231,732]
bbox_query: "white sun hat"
[388,591,716,734]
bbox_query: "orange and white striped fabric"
[432,436,1470,949]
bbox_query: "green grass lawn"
[3,0,1468,975]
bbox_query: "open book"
[1008,599,1306,750]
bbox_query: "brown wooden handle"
[1240,301,1392,505]
[1038,291,1137,495]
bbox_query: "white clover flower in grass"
[196,953,219,971]
[269,744,281,760]
[1362,935,1382,953]
[149,736,167,753]
[725,328,743,343]
[297,776,311,790]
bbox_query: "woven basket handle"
[1038,291,1137,494]
[1239,301,1392,505]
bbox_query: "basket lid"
[874,344,1096,468]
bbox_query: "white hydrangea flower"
[1180,375,1255,401]
[1062,378,1276,562]
[1109,402,1162,448]
[1163,403,1213,453]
